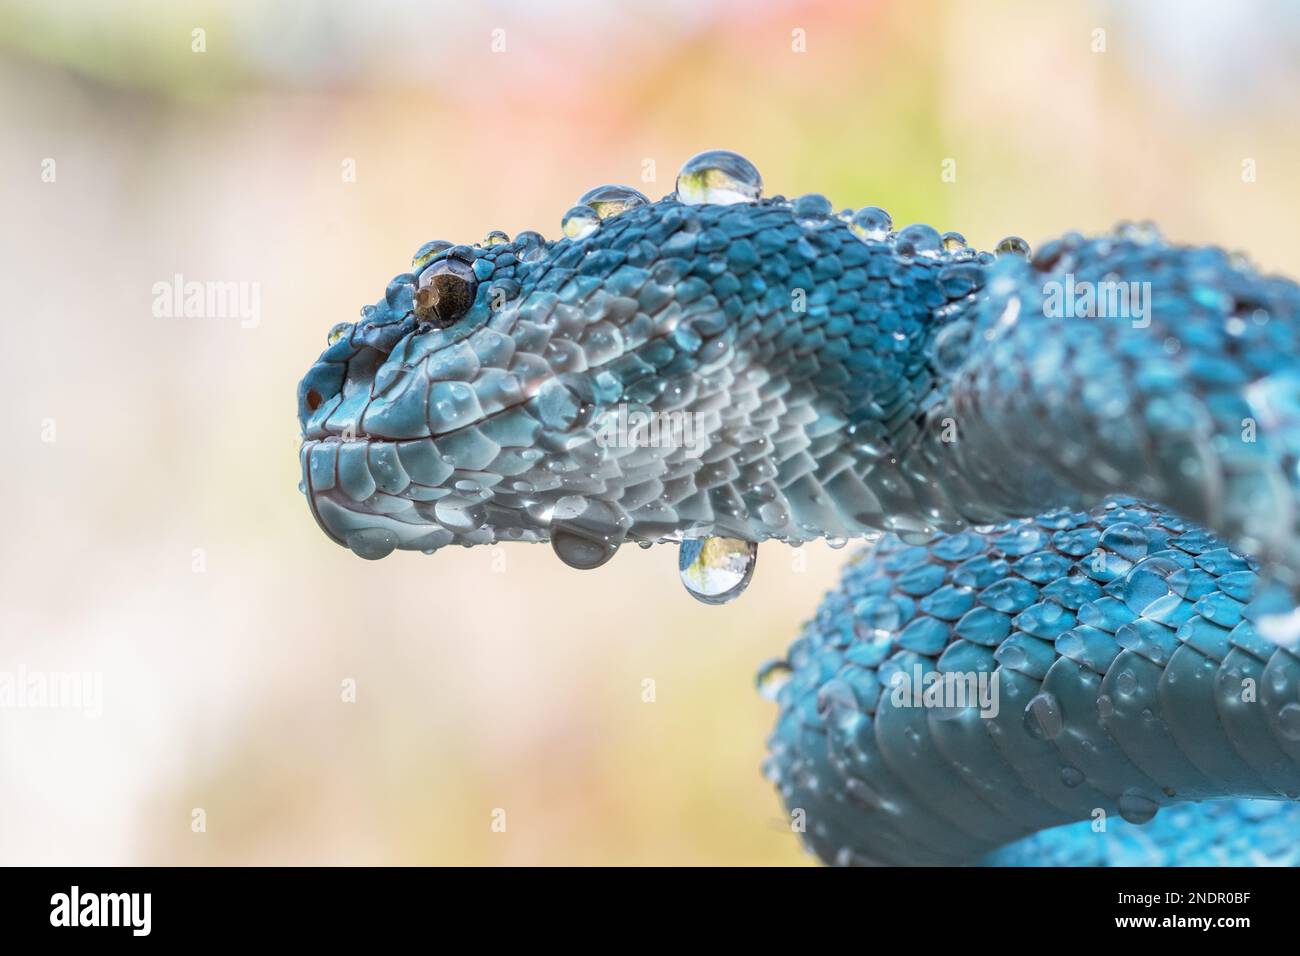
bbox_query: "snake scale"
[297,150,1300,865]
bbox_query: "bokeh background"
[2,0,1298,865]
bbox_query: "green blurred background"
[1,0,1298,864]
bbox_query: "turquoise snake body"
[296,152,1300,865]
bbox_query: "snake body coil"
[297,152,1300,865]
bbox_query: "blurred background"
[1,0,1298,865]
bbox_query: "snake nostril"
[305,388,323,411]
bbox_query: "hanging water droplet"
[482,229,510,247]
[756,659,793,700]
[849,206,892,241]
[578,184,649,219]
[1023,691,1064,740]
[995,236,1031,258]
[679,536,758,605]
[895,223,943,259]
[561,205,600,240]
[1117,789,1159,825]
[1097,693,1115,719]
[411,239,453,271]
[675,149,763,205]
[551,522,620,569]
[792,193,833,227]
[327,322,352,346]
[346,529,397,560]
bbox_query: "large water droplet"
[551,523,620,569]
[579,184,649,219]
[561,205,600,240]
[346,529,397,560]
[895,223,943,260]
[327,322,352,345]
[675,150,763,205]
[756,659,793,700]
[482,229,510,247]
[1117,789,1159,825]
[679,536,758,605]
[1024,691,1064,740]
[849,206,892,241]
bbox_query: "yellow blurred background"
[1,0,1298,864]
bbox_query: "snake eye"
[413,258,477,328]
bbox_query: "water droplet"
[929,318,972,375]
[792,193,833,227]
[679,536,758,605]
[996,643,1027,669]
[551,523,620,569]
[1116,670,1138,696]
[561,205,600,240]
[995,236,1031,258]
[1117,789,1159,825]
[1278,703,1300,740]
[578,184,649,219]
[482,229,510,247]
[434,499,487,533]
[327,322,352,345]
[756,659,793,700]
[1060,766,1086,788]
[675,149,763,205]
[895,223,943,259]
[346,529,397,560]
[1024,691,1064,740]
[514,230,547,262]
[849,206,892,242]
[1097,694,1115,718]
[816,677,859,723]
[940,231,969,254]
[411,239,453,271]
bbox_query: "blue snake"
[296,151,1300,865]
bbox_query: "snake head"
[298,184,727,566]
[298,156,987,569]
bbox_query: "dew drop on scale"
[578,184,649,219]
[755,659,793,700]
[675,150,763,205]
[850,206,892,242]
[561,205,600,240]
[679,536,758,605]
